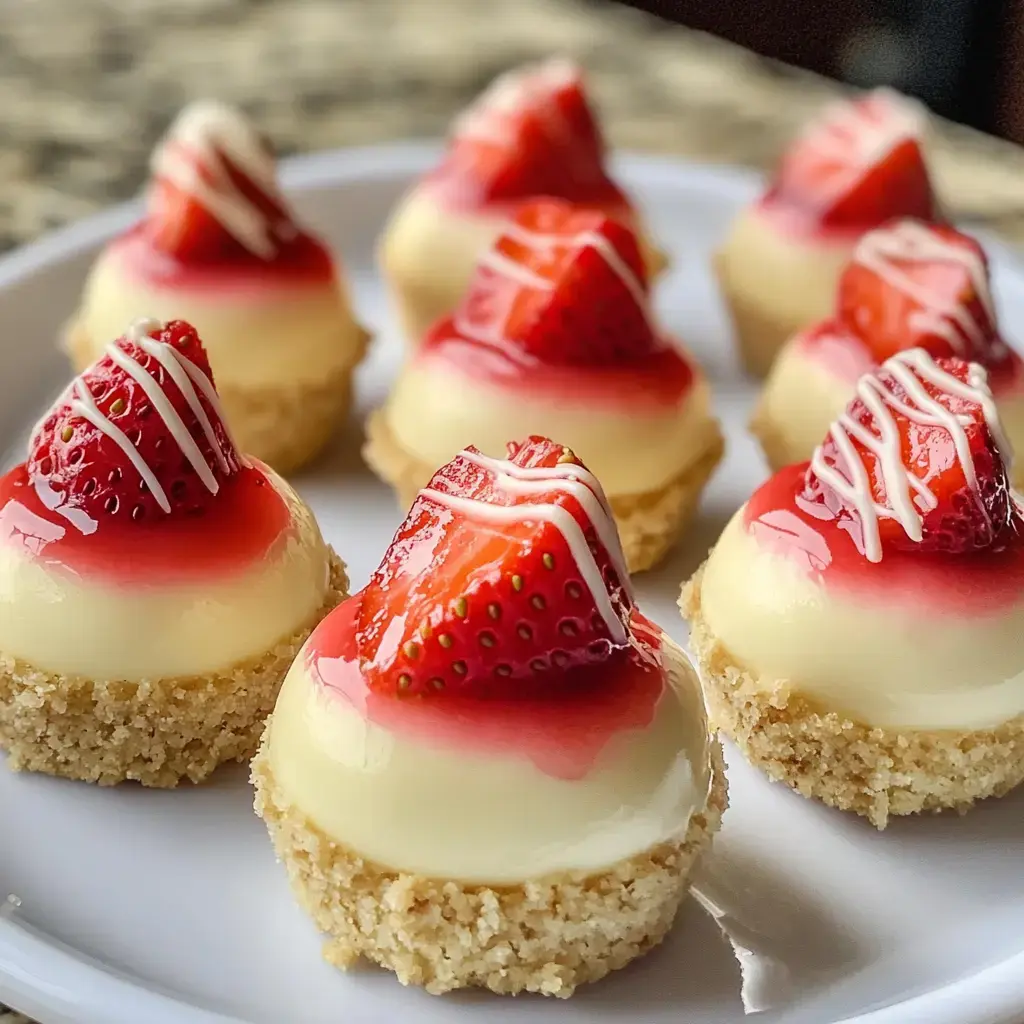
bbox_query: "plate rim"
[0,139,1022,1024]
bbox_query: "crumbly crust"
[251,735,727,997]
[362,410,725,574]
[64,323,371,476]
[748,394,799,473]
[681,563,1024,829]
[713,250,800,380]
[0,553,349,788]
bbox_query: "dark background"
[614,0,1024,143]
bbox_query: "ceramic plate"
[1,143,1023,1024]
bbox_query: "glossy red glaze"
[744,462,1024,615]
[307,596,668,781]
[109,223,337,292]
[419,331,695,411]
[0,461,292,586]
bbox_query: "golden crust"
[713,250,801,380]
[64,323,371,476]
[681,563,1024,829]
[363,409,725,574]
[251,735,726,998]
[748,393,801,473]
[0,553,349,788]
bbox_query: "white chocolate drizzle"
[796,88,925,207]
[150,100,285,259]
[809,348,1011,562]
[851,219,1000,357]
[420,448,631,643]
[49,318,238,515]
[451,58,582,150]
[454,219,649,349]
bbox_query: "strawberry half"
[804,351,1014,557]
[446,197,656,366]
[441,59,625,206]
[28,319,241,524]
[146,103,295,262]
[836,220,1002,365]
[771,90,936,230]
[356,436,634,699]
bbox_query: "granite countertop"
[2,0,1024,1020]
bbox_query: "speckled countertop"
[2,0,1024,1019]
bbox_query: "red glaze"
[806,356,1013,556]
[308,596,667,781]
[744,462,1024,616]
[357,437,632,699]
[0,460,292,586]
[424,63,628,213]
[419,198,694,409]
[109,224,336,292]
[758,91,937,238]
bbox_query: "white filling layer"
[72,247,364,389]
[383,356,718,497]
[266,638,712,884]
[0,472,331,680]
[699,511,1024,731]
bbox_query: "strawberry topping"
[435,60,626,207]
[803,351,1015,559]
[28,319,241,524]
[768,90,937,231]
[356,436,635,699]
[836,220,1004,368]
[144,101,314,266]
[429,197,657,367]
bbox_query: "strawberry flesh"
[836,222,1001,365]
[28,320,240,524]
[804,356,1014,555]
[356,436,634,699]
[439,62,625,206]
[451,198,657,366]
[770,92,936,231]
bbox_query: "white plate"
[1,143,1024,1024]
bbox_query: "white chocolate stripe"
[852,220,994,354]
[476,248,553,290]
[809,348,1009,562]
[69,378,172,513]
[105,343,221,496]
[460,450,633,599]
[421,486,628,645]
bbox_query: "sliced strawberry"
[804,353,1014,557]
[449,198,656,366]
[441,60,625,206]
[771,90,936,230]
[28,319,240,524]
[146,105,296,262]
[836,220,1002,367]
[356,436,634,699]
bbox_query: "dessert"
[366,198,724,573]
[0,318,348,787]
[379,58,667,344]
[66,101,369,473]
[753,219,1024,485]
[716,88,939,377]
[254,436,726,997]
[682,349,1024,828]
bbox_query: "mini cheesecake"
[255,436,725,997]
[753,219,1024,486]
[67,101,369,474]
[0,319,347,787]
[367,198,723,573]
[716,88,939,378]
[683,349,1024,828]
[379,58,667,345]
